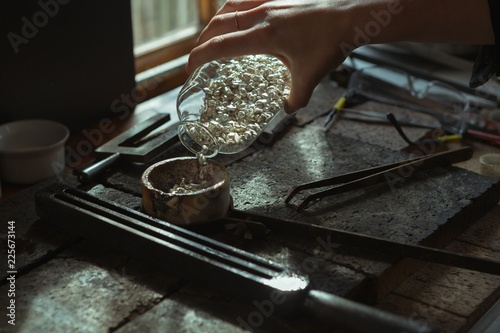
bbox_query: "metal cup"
[141,157,230,225]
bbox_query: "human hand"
[187,0,494,113]
[187,0,355,113]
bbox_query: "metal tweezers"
[286,146,473,211]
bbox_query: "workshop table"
[1,79,500,333]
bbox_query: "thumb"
[284,73,317,114]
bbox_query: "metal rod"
[287,146,473,211]
[35,184,437,333]
[227,211,500,276]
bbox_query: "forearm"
[348,0,494,45]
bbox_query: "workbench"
[1,75,500,333]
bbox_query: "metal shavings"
[169,177,208,195]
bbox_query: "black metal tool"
[223,209,500,276]
[74,113,179,184]
[35,185,437,333]
[286,146,473,211]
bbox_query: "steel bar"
[225,211,500,276]
[35,184,436,333]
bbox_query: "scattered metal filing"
[286,146,473,212]
[35,184,437,333]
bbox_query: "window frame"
[134,0,219,100]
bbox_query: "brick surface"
[3,80,500,333]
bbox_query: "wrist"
[337,0,405,54]
[340,0,493,50]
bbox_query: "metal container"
[141,157,230,225]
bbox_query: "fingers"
[285,78,316,114]
[196,11,246,46]
[186,0,338,113]
[187,27,273,73]
[189,1,278,72]
[196,5,266,46]
[217,0,269,15]
[195,1,273,48]
[285,58,341,114]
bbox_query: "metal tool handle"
[34,184,306,310]
[226,211,500,275]
[35,185,439,333]
[305,290,437,333]
[74,152,121,184]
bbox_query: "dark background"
[1,0,137,131]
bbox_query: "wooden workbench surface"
[1,80,499,333]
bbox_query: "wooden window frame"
[135,0,219,101]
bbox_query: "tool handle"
[305,290,437,333]
[37,185,437,333]
[74,153,121,184]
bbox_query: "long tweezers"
[285,146,473,211]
